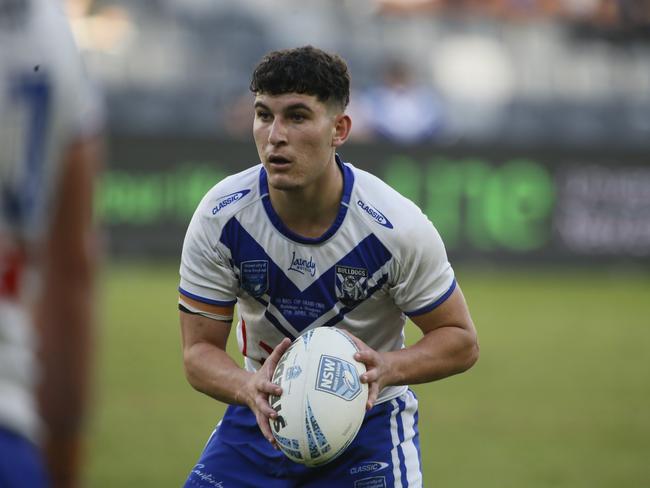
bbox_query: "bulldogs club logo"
[335,265,368,306]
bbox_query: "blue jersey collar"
[259,154,354,245]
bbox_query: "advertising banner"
[99,136,650,263]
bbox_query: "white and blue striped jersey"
[180,156,455,404]
[0,0,100,443]
[0,0,100,244]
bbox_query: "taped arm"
[179,296,250,405]
[179,295,292,446]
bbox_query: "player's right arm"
[179,296,290,445]
[179,184,290,444]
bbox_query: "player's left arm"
[352,284,478,409]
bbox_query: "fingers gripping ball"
[268,327,368,467]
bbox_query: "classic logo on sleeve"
[356,199,393,229]
[240,260,268,297]
[315,354,362,401]
[335,265,368,306]
[212,189,251,214]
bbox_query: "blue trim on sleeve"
[404,279,457,318]
[178,287,237,307]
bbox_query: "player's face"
[253,92,347,193]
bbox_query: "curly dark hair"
[249,46,350,110]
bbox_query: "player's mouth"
[267,155,292,167]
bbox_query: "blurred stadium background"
[61,0,649,486]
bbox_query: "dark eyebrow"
[253,101,314,114]
[284,103,314,113]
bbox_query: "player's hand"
[237,337,291,448]
[344,332,390,411]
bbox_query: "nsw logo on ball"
[315,355,362,401]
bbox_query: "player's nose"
[268,119,288,145]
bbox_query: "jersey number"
[1,72,51,297]
[3,71,51,226]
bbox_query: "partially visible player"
[0,0,102,486]
[179,46,478,487]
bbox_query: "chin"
[267,176,302,192]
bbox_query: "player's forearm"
[36,262,95,488]
[36,137,99,487]
[384,325,479,386]
[37,253,95,417]
[183,341,253,405]
[42,434,84,488]
[37,293,94,425]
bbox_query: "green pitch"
[86,263,650,487]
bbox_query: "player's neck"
[269,161,343,239]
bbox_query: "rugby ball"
[268,327,368,467]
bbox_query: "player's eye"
[256,111,272,121]
[289,113,306,122]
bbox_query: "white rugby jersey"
[180,156,456,404]
[0,0,100,442]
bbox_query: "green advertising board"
[99,136,649,262]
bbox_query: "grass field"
[86,263,650,487]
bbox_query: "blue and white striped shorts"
[184,389,422,488]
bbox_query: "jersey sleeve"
[179,204,238,307]
[389,213,456,317]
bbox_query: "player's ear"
[332,113,351,148]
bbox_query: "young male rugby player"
[179,45,478,487]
